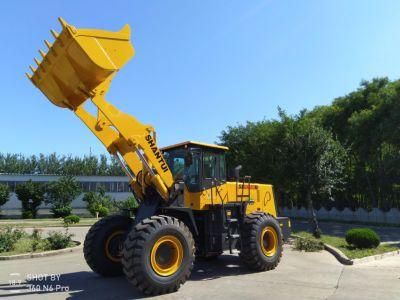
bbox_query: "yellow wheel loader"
[27,18,291,295]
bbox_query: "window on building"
[7,181,16,192]
[117,182,124,192]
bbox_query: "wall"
[280,206,400,225]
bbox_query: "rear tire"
[240,212,282,271]
[84,214,133,277]
[122,215,195,295]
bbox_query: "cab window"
[219,154,226,181]
[163,149,185,180]
[203,152,217,179]
[202,152,226,188]
[184,150,201,192]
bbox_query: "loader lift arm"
[75,81,175,201]
[26,17,174,202]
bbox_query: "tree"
[0,183,10,214]
[15,180,45,218]
[279,112,347,237]
[46,176,81,218]
[0,153,125,176]
[82,186,113,218]
[310,78,400,210]
[220,108,347,237]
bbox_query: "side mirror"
[234,165,242,179]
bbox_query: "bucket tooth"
[50,29,59,39]
[119,24,131,35]
[58,17,67,28]
[44,40,52,49]
[34,57,41,66]
[25,72,32,80]
[29,65,36,73]
[39,49,46,58]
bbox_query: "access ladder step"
[226,234,240,240]
[226,218,238,223]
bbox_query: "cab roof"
[161,141,229,151]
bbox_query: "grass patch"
[295,231,399,259]
[0,227,76,256]
[294,235,325,252]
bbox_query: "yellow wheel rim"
[105,230,125,263]
[150,235,183,277]
[260,226,278,257]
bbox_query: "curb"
[323,243,353,265]
[0,224,93,228]
[0,241,82,260]
[291,234,400,265]
[352,246,400,265]
[291,234,353,265]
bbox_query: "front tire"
[122,215,195,295]
[84,214,133,277]
[240,212,283,271]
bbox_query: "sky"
[1,0,400,156]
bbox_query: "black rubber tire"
[240,212,283,271]
[122,215,195,295]
[84,214,133,277]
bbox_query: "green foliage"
[112,196,138,216]
[31,228,44,251]
[46,230,73,250]
[0,226,74,254]
[294,236,325,252]
[97,206,109,217]
[46,176,81,218]
[309,78,400,210]
[13,238,34,253]
[0,226,26,252]
[220,109,347,211]
[220,78,400,211]
[0,153,124,176]
[15,180,45,219]
[63,214,80,225]
[345,228,380,249]
[21,211,33,219]
[83,186,113,217]
[0,183,10,208]
[296,231,395,259]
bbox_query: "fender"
[157,207,199,236]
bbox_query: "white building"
[0,174,132,217]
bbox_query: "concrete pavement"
[0,225,399,299]
[1,245,344,300]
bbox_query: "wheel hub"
[150,235,183,276]
[260,226,278,257]
[105,230,125,262]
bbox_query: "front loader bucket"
[27,17,134,109]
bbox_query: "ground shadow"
[191,253,250,281]
[0,254,250,299]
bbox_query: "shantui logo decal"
[145,135,170,173]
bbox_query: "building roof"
[161,141,229,151]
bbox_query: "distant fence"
[280,206,400,225]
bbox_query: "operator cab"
[161,141,228,192]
